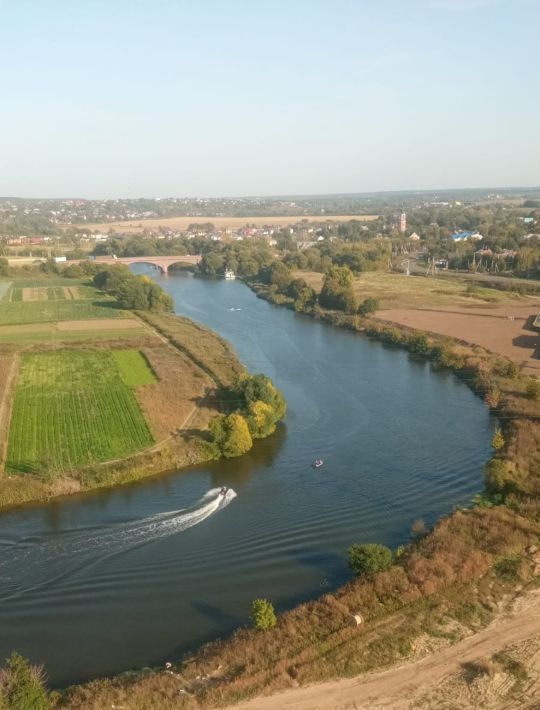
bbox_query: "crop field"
[0,282,12,301]
[0,298,125,325]
[73,214,379,234]
[0,318,150,344]
[3,280,106,303]
[112,350,157,387]
[6,350,154,474]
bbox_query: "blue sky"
[1,0,539,197]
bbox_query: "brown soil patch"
[135,344,220,440]
[22,287,48,302]
[0,355,17,472]
[230,590,540,710]
[73,214,379,234]
[378,303,540,376]
[0,323,52,335]
[56,318,143,331]
[63,286,80,300]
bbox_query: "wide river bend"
[0,270,493,686]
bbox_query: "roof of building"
[451,231,483,240]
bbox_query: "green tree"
[247,400,277,438]
[210,413,253,458]
[62,263,84,278]
[294,286,316,313]
[39,258,57,274]
[1,652,50,710]
[348,543,392,576]
[200,252,225,276]
[0,257,9,277]
[250,599,277,630]
[239,374,286,422]
[319,265,357,313]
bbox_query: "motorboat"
[312,459,324,468]
[224,269,236,280]
[219,486,228,496]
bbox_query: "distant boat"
[224,269,236,280]
[312,459,324,468]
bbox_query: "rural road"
[229,590,540,710]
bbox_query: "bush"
[381,327,403,345]
[407,333,430,355]
[358,297,379,316]
[526,379,540,401]
[496,360,520,379]
[348,543,393,576]
[493,555,522,581]
[484,458,510,494]
[492,428,505,451]
[0,652,50,710]
[484,385,501,409]
[250,599,277,630]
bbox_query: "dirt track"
[230,591,540,710]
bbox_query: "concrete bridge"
[7,254,201,274]
[85,254,201,274]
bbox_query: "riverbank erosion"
[36,278,538,709]
[0,273,286,510]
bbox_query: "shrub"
[526,379,540,401]
[484,385,501,409]
[380,327,403,345]
[250,599,277,630]
[491,428,505,451]
[358,297,379,316]
[407,333,430,355]
[495,360,520,379]
[493,555,522,581]
[348,543,393,576]
[484,458,510,494]
[0,652,50,710]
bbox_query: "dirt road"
[230,591,540,710]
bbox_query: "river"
[0,270,494,687]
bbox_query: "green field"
[0,279,122,325]
[0,299,125,325]
[112,350,157,386]
[6,351,155,474]
[0,282,12,301]
[0,324,149,345]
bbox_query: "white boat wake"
[0,487,236,600]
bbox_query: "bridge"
[82,254,201,274]
[7,254,201,274]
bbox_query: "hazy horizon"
[2,0,539,198]
[2,183,540,203]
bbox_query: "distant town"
[1,188,539,282]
